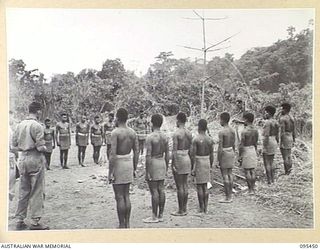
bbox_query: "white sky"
[6,8,314,78]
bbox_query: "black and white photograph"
[7,8,314,231]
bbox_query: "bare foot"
[143,217,159,223]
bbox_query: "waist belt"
[222,147,233,151]
[92,134,102,137]
[195,155,210,159]
[78,132,88,136]
[177,150,189,155]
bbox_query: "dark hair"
[220,112,230,123]
[28,102,42,113]
[243,112,254,123]
[281,102,291,112]
[45,118,51,122]
[236,99,243,104]
[61,112,67,117]
[116,108,128,123]
[198,119,207,131]
[151,114,163,128]
[109,113,114,117]
[176,112,187,123]
[265,106,276,116]
[94,115,100,119]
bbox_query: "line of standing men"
[107,103,295,228]
[11,101,295,230]
[42,112,116,170]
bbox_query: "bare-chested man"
[76,115,89,167]
[44,118,55,170]
[263,106,279,184]
[56,113,71,169]
[239,112,259,195]
[279,103,296,175]
[109,108,139,228]
[134,110,148,155]
[217,112,236,203]
[91,115,104,165]
[143,114,169,223]
[191,119,214,213]
[171,112,192,216]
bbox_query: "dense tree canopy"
[9,26,313,124]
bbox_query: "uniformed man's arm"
[31,123,46,152]
[145,136,152,181]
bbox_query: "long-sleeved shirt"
[12,115,46,152]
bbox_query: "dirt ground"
[8,140,313,230]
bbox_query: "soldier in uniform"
[91,115,104,165]
[43,118,55,170]
[76,115,90,167]
[12,102,49,230]
[56,113,71,169]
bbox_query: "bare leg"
[263,153,272,184]
[227,168,233,200]
[196,184,204,212]
[158,180,165,220]
[81,146,87,166]
[270,154,275,183]
[60,149,64,167]
[64,150,69,168]
[244,169,252,192]
[148,181,159,220]
[78,147,82,165]
[123,183,131,228]
[281,149,292,175]
[182,174,188,214]
[250,169,256,193]
[113,184,126,228]
[220,168,232,202]
[203,184,209,213]
[171,173,185,215]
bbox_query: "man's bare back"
[148,131,168,157]
[279,114,295,133]
[111,127,137,155]
[241,126,259,147]
[219,126,236,149]
[193,134,213,156]
[173,128,192,150]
